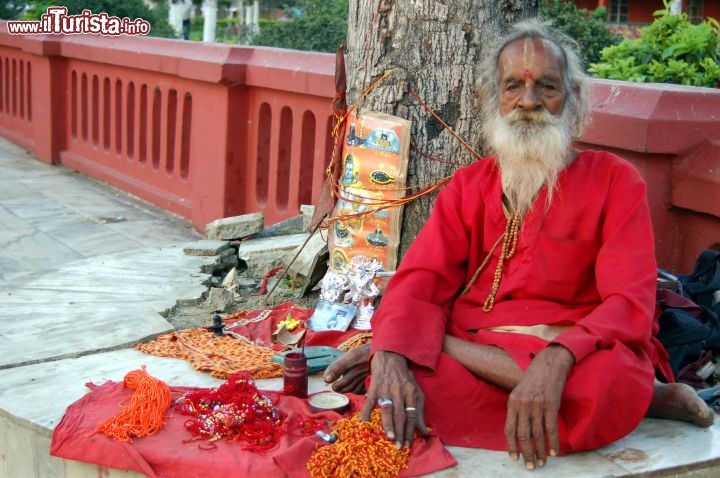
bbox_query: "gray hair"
[477,19,592,140]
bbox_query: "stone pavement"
[0,135,719,477]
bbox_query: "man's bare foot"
[646,381,715,428]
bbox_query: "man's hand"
[505,345,575,470]
[359,350,428,447]
[323,343,371,394]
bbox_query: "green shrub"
[539,0,620,69]
[589,1,720,87]
[251,0,348,53]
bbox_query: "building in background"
[574,0,719,38]
[575,0,719,24]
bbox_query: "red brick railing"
[0,25,335,229]
[0,23,718,273]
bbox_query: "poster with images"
[328,110,411,272]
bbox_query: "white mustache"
[506,108,559,125]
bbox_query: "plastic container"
[283,351,308,398]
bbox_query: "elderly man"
[324,19,714,470]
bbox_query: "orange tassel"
[95,367,171,442]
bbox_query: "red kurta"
[371,150,658,452]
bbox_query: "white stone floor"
[0,136,719,477]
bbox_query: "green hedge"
[251,0,348,53]
[590,2,720,87]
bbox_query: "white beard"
[486,107,574,217]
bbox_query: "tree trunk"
[345,0,537,259]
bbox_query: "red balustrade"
[0,25,335,228]
[0,45,33,148]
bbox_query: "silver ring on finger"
[405,406,417,412]
[377,397,393,408]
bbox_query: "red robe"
[370,150,658,452]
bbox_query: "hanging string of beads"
[324,178,452,230]
[94,366,171,442]
[482,210,522,312]
[306,409,413,478]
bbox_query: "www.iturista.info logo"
[7,6,151,36]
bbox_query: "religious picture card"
[328,109,411,272]
[307,300,357,332]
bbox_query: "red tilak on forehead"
[523,68,533,79]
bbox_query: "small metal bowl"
[309,391,351,414]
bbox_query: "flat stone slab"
[0,244,213,369]
[250,214,304,239]
[205,212,264,240]
[432,418,720,476]
[182,239,231,256]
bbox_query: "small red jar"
[283,352,308,398]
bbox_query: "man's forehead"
[498,37,564,76]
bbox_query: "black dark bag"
[656,250,720,380]
[657,306,720,377]
[679,249,720,316]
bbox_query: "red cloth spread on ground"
[224,301,366,350]
[51,380,456,477]
[135,303,369,381]
[371,151,664,452]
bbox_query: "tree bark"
[345,0,537,259]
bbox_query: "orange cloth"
[371,151,661,452]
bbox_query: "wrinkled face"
[498,38,567,117]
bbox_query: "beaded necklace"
[483,210,522,311]
[306,409,412,478]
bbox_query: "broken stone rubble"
[204,287,235,312]
[182,240,231,257]
[184,207,323,313]
[237,233,311,280]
